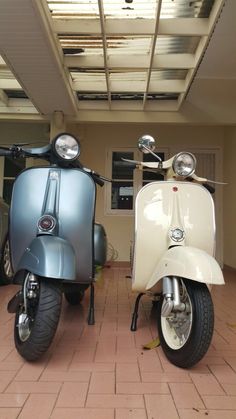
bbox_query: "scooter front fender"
[13,235,76,283]
[146,246,224,291]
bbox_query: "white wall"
[223,127,236,269]
[0,121,49,144]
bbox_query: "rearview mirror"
[138,135,156,154]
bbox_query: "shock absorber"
[162,276,185,317]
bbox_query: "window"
[111,151,134,210]
[106,148,167,215]
[3,157,26,204]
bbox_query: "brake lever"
[122,158,141,165]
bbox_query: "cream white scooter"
[127,135,224,368]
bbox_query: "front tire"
[14,274,62,361]
[157,278,214,368]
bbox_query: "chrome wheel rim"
[17,312,31,341]
[161,281,193,350]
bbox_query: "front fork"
[161,276,186,317]
[7,273,38,314]
[130,276,186,331]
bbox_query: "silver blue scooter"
[0,133,108,361]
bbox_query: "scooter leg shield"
[14,235,76,282]
[146,246,224,291]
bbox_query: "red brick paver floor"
[0,267,236,418]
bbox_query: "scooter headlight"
[172,152,196,177]
[52,133,80,161]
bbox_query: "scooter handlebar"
[83,168,111,187]
[203,183,215,194]
[115,160,138,169]
[0,145,49,159]
[0,148,14,156]
[92,174,105,187]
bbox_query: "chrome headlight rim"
[172,152,196,178]
[52,132,80,161]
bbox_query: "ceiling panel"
[0,0,226,119]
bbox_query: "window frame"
[105,146,169,216]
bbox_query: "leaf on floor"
[227,323,236,328]
[143,337,160,350]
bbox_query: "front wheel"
[157,278,214,368]
[14,274,62,361]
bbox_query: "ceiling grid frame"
[97,0,111,108]
[143,0,162,109]
[0,0,229,121]
[177,0,226,110]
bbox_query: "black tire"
[14,275,62,361]
[157,278,214,368]
[0,236,13,285]
[64,284,87,306]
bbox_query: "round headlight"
[172,152,196,177]
[53,133,80,161]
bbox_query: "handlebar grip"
[114,161,137,169]
[0,149,12,156]
[203,183,215,194]
[92,174,104,187]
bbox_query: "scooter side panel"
[10,167,95,283]
[132,181,216,292]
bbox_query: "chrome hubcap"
[17,273,39,342]
[161,281,192,350]
[17,312,31,341]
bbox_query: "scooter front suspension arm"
[162,276,185,317]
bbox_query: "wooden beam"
[0,89,8,106]
[98,0,111,107]
[143,0,163,108]
[53,18,209,36]
[0,98,38,114]
[72,79,185,93]
[178,0,225,110]
[65,53,195,70]
[0,79,22,89]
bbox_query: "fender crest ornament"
[169,228,185,242]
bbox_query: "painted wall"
[0,121,49,144]
[0,121,49,196]
[223,127,236,269]
[69,123,224,262]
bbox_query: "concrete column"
[50,111,66,141]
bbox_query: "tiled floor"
[0,266,236,418]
